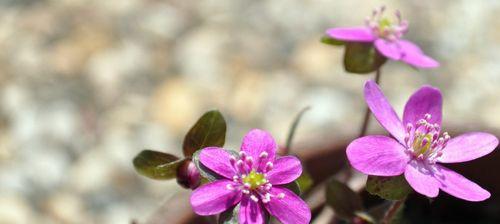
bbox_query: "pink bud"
[176,159,201,190]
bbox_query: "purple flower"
[190,129,311,224]
[326,6,439,68]
[347,80,498,201]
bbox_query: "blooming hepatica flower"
[326,6,439,68]
[347,80,498,201]
[190,129,311,224]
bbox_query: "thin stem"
[358,68,382,138]
[342,68,382,182]
[381,200,405,224]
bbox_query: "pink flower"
[190,129,311,224]
[326,6,439,68]
[347,80,498,201]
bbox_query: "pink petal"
[326,27,376,42]
[346,135,409,176]
[434,165,490,201]
[264,187,311,224]
[438,132,498,163]
[374,39,403,60]
[398,40,439,68]
[240,129,276,171]
[404,160,439,198]
[239,196,266,224]
[402,85,442,127]
[200,147,236,179]
[190,180,242,215]
[266,156,302,185]
[364,80,406,144]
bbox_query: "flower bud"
[176,159,201,189]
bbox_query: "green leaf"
[133,150,184,180]
[325,178,364,220]
[366,175,412,201]
[321,35,345,46]
[296,169,313,195]
[285,106,310,151]
[343,42,387,74]
[218,205,239,224]
[192,149,238,181]
[283,180,301,196]
[183,110,227,157]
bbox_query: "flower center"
[225,151,285,203]
[243,170,267,190]
[411,133,433,155]
[365,6,408,41]
[404,113,450,164]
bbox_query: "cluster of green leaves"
[133,110,226,183]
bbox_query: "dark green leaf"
[183,110,227,157]
[285,106,310,151]
[192,149,238,181]
[283,180,301,196]
[219,205,239,224]
[343,42,387,74]
[321,35,345,46]
[133,150,183,180]
[366,175,412,201]
[325,178,364,220]
[296,169,313,195]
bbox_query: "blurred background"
[0,0,499,223]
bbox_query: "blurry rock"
[292,39,340,82]
[45,192,89,223]
[0,194,34,224]
[49,24,113,76]
[150,78,202,135]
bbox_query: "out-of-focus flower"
[190,129,311,224]
[347,80,498,201]
[326,6,439,68]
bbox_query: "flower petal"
[266,156,302,185]
[346,135,409,176]
[404,160,439,198]
[264,187,311,224]
[364,80,406,144]
[402,85,442,127]
[438,132,498,163]
[200,147,235,179]
[240,129,276,170]
[190,180,242,215]
[239,196,266,224]
[326,27,376,42]
[398,40,440,68]
[374,39,403,60]
[434,165,491,201]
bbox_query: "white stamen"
[226,184,234,190]
[265,162,273,172]
[424,113,432,120]
[259,151,268,158]
[250,195,259,202]
[277,193,285,199]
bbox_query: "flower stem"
[342,69,382,182]
[381,199,405,224]
[358,68,382,137]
